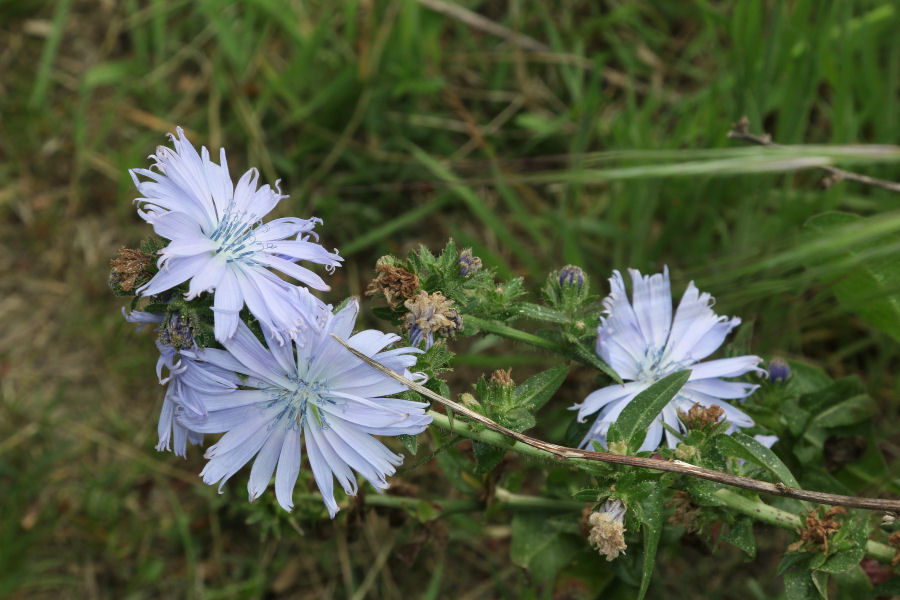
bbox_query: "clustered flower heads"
[121,129,430,516]
[118,128,777,534]
[572,267,765,451]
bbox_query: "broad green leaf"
[811,570,829,599]
[721,518,756,558]
[805,212,900,343]
[810,394,876,428]
[510,512,581,582]
[783,568,821,600]
[513,365,570,412]
[634,485,663,600]
[611,370,691,451]
[716,432,800,487]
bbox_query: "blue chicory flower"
[130,127,343,344]
[179,297,432,517]
[572,267,764,451]
[124,309,239,456]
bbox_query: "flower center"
[268,377,330,431]
[208,205,261,263]
[634,347,686,381]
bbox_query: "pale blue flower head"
[130,127,343,344]
[180,296,432,517]
[124,309,239,456]
[571,267,764,451]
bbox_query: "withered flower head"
[788,506,846,555]
[366,259,420,308]
[678,402,725,431]
[404,291,462,349]
[490,368,514,387]
[109,247,153,292]
[587,499,627,561]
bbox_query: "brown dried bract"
[667,490,701,534]
[788,506,846,554]
[109,247,152,291]
[888,531,900,566]
[677,402,725,431]
[490,368,513,387]
[365,262,419,308]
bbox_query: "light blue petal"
[683,378,758,399]
[212,269,243,342]
[689,356,764,380]
[628,267,672,354]
[304,427,340,517]
[137,254,209,297]
[275,430,302,511]
[248,426,288,501]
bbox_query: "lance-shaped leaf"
[609,370,691,452]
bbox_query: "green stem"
[463,315,563,352]
[429,411,898,563]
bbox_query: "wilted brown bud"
[109,247,152,292]
[366,260,420,309]
[678,402,725,431]
[490,368,513,387]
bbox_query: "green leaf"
[805,212,900,343]
[517,302,570,324]
[721,518,756,558]
[570,341,622,383]
[811,570,829,599]
[397,434,417,456]
[716,432,800,487]
[572,488,603,502]
[510,512,581,582]
[810,394,876,428]
[634,485,663,600]
[513,365,570,412]
[612,370,691,451]
[783,567,821,600]
[472,441,506,474]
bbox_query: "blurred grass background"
[1,0,899,598]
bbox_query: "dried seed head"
[366,260,420,308]
[457,248,483,277]
[788,507,846,555]
[109,247,152,292]
[678,402,725,431]
[587,499,627,561]
[404,291,462,349]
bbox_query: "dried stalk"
[333,334,900,512]
[728,117,900,193]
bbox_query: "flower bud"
[768,358,790,382]
[458,248,483,277]
[158,313,194,350]
[558,264,585,291]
